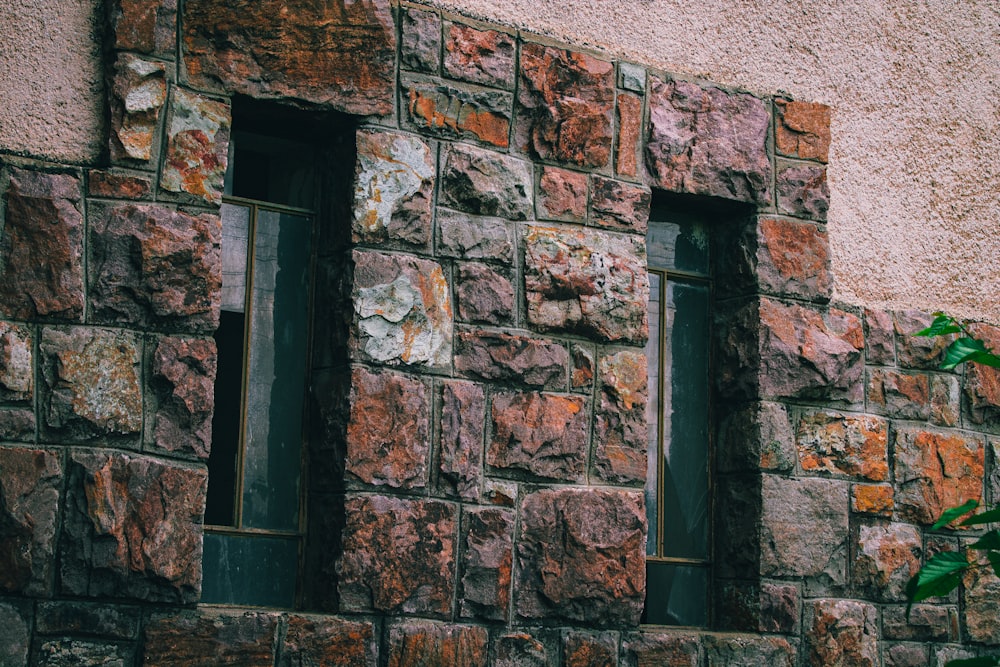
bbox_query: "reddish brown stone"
[867,368,930,419]
[150,336,217,459]
[894,426,984,525]
[387,621,487,667]
[0,322,32,403]
[60,450,207,603]
[0,448,62,596]
[496,633,547,667]
[623,631,699,666]
[883,604,957,641]
[965,323,1000,424]
[183,0,395,116]
[89,203,221,332]
[563,631,617,667]
[571,344,595,390]
[437,209,514,262]
[438,380,485,500]
[142,610,277,666]
[460,507,513,621]
[590,176,651,232]
[404,77,512,148]
[401,7,441,74]
[0,408,35,441]
[885,643,929,667]
[775,99,831,163]
[483,479,517,507]
[963,544,1000,644]
[930,374,960,427]
[853,522,921,601]
[0,169,83,321]
[716,402,795,473]
[489,391,588,481]
[439,143,533,220]
[804,599,878,667]
[517,43,615,168]
[796,411,888,481]
[646,76,771,204]
[863,308,895,365]
[757,217,832,301]
[702,635,796,665]
[776,162,829,221]
[338,495,456,616]
[893,310,951,369]
[593,350,647,485]
[281,615,376,667]
[759,582,801,634]
[456,263,514,325]
[454,328,569,389]
[88,170,153,200]
[346,367,429,489]
[444,23,516,89]
[852,484,894,517]
[109,54,167,163]
[516,488,645,625]
[536,165,588,222]
[160,89,231,205]
[111,0,177,56]
[616,92,642,178]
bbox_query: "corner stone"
[0,448,62,596]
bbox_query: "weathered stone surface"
[488,391,588,481]
[516,487,645,625]
[590,176,651,232]
[646,76,771,203]
[864,308,895,365]
[536,165,588,222]
[346,367,429,489]
[0,169,83,321]
[593,350,647,485]
[110,54,167,163]
[760,581,801,634]
[0,447,62,596]
[623,632,699,667]
[351,250,452,368]
[183,0,395,115]
[439,143,532,219]
[563,631,617,667]
[852,484,894,517]
[702,635,796,666]
[60,450,206,603]
[36,601,139,639]
[931,374,960,427]
[867,368,929,419]
[934,646,980,665]
[41,327,142,440]
[404,77,512,148]
[717,402,795,473]
[776,163,829,221]
[761,476,849,594]
[438,380,485,500]
[401,7,441,73]
[454,328,568,389]
[796,411,888,481]
[616,92,642,178]
[460,507,513,621]
[894,426,984,525]
[756,217,832,301]
[803,599,878,667]
[853,523,921,601]
[444,23,516,89]
[894,310,950,369]
[619,63,646,92]
[149,336,216,459]
[883,604,956,641]
[495,632,547,667]
[0,321,32,402]
[281,615,376,667]
[142,610,277,666]
[524,225,647,344]
[0,601,30,667]
[0,408,35,441]
[353,129,434,247]
[338,495,456,616]
[88,170,153,200]
[483,479,517,507]
[160,88,230,204]
[965,323,1000,424]
[437,209,514,262]
[775,99,831,163]
[884,643,928,667]
[36,639,131,666]
[517,43,614,168]
[963,544,1000,645]
[89,203,221,331]
[571,344,595,390]
[111,0,177,56]
[456,263,514,325]
[387,621,488,667]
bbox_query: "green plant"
[906,313,1000,667]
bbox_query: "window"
[202,130,317,607]
[643,199,713,626]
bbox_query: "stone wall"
[1,1,1000,665]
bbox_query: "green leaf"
[971,351,1000,369]
[933,499,979,529]
[963,507,1000,527]
[969,530,1000,551]
[942,338,992,370]
[906,551,969,611]
[915,314,961,337]
[989,551,1000,579]
[946,658,1000,667]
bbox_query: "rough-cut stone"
[853,523,921,601]
[571,344,595,390]
[439,143,532,219]
[456,263,514,325]
[761,476,849,594]
[149,336,217,459]
[516,487,645,625]
[593,350,647,485]
[894,426,984,525]
[590,176,651,232]
[346,367,429,489]
[796,411,888,481]
[616,92,642,178]
[454,328,568,389]
[965,323,1000,424]
[883,604,956,641]
[0,602,30,667]
[0,447,62,596]
[280,615,376,667]
[760,582,801,634]
[183,0,395,115]
[36,601,140,639]
[963,544,1000,645]
[864,308,896,365]
[111,0,177,56]
[387,621,488,667]
[524,225,647,344]
[338,495,456,616]
[756,217,832,301]
[775,99,831,163]
[702,635,796,666]
[110,54,167,163]
[934,646,980,665]
[489,391,588,481]
[0,321,32,402]
[404,77,512,148]
[495,633,547,667]
[623,632,699,667]
[0,408,35,441]
[437,209,514,262]
[563,631,617,667]
[537,165,588,222]
[353,129,434,247]
[438,380,485,500]
[930,374,960,427]
[517,43,614,168]
[444,23,516,89]
[0,169,84,321]
[716,402,795,473]
[142,610,277,666]
[804,599,879,667]
[894,310,950,369]
[160,88,230,204]
[41,327,142,440]
[646,76,771,203]
[60,450,207,603]
[88,170,153,200]
[36,639,131,666]
[351,250,453,368]
[619,63,646,92]
[401,7,441,73]
[776,163,829,220]
[483,479,517,507]
[884,643,928,667]
[89,203,221,332]
[852,484,894,517]
[460,507,514,621]
[867,368,930,419]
